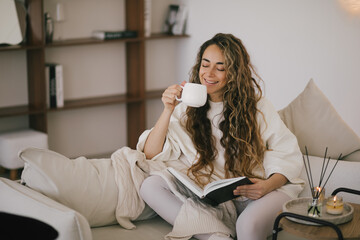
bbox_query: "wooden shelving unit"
[0,0,189,149]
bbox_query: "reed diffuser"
[303,147,341,217]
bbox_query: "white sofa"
[1,79,359,240]
[1,154,359,240]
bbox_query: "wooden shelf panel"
[45,37,142,48]
[0,105,44,117]
[46,89,165,112]
[145,89,164,99]
[147,33,190,40]
[0,90,164,116]
[47,94,142,111]
[0,44,42,52]
[0,34,189,51]
[43,33,189,48]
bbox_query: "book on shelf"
[163,4,188,35]
[167,167,253,206]
[144,0,151,37]
[45,63,64,108]
[92,30,137,40]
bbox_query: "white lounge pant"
[140,175,290,240]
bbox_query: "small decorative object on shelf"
[44,12,54,43]
[326,195,344,215]
[163,4,188,35]
[303,146,341,217]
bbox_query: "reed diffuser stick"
[318,153,341,196]
[318,147,328,187]
[302,155,315,198]
[305,146,315,196]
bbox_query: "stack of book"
[144,0,151,37]
[92,30,137,40]
[45,63,64,108]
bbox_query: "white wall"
[1,0,359,158]
[176,0,360,136]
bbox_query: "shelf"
[0,0,189,151]
[45,37,142,48]
[44,33,190,48]
[47,94,143,112]
[0,44,43,52]
[0,105,44,117]
[147,33,190,40]
[46,89,165,112]
[145,89,164,99]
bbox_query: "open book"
[167,167,252,206]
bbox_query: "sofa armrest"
[0,177,92,240]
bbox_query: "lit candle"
[313,187,325,203]
[326,195,344,215]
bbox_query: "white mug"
[176,83,207,107]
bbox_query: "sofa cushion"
[299,155,360,204]
[0,177,92,240]
[278,79,360,161]
[19,147,118,227]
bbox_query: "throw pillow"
[0,177,92,240]
[19,147,118,227]
[278,79,360,161]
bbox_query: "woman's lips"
[204,78,218,85]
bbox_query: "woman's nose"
[207,66,216,76]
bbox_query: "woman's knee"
[140,175,165,200]
[236,213,258,237]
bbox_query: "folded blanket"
[111,147,166,229]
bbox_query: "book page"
[167,167,204,198]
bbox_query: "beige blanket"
[110,147,237,239]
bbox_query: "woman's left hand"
[233,173,288,200]
[233,178,271,200]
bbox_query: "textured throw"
[110,147,237,239]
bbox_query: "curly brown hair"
[185,33,266,186]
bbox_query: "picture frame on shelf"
[164,5,179,35]
[163,4,188,35]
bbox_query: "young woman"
[138,33,304,240]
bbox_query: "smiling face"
[199,44,227,102]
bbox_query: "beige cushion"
[19,147,118,227]
[0,177,92,240]
[278,79,360,161]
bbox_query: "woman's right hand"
[161,81,186,112]
[144,81,187,159]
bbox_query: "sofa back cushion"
[0,177,92,240]
[278,79,360,161]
